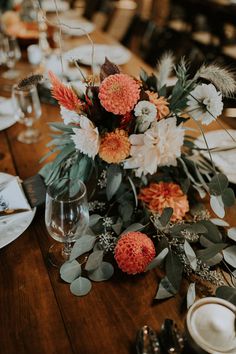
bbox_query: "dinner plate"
[195,129,236,184]
[42,0,69,12]
[61,19,95,36]
[0,98,16,131]
[0,173,36,249]
[64,44,131,66]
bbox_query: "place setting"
[0,173,36,249]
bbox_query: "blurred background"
[1,0,236,71]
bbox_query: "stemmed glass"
[2,37,21,79]
[12,84,42,144]
[45,178,90,267]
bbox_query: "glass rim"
[46,177,87,203]
[12,83,37,94]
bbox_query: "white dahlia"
[123,117,184,177]
[187,83,223,125]
[71,116,100,159]
[134,100,157,132]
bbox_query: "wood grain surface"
[0,17,235,354]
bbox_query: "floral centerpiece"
[38,55,236,305]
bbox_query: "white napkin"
[0,97,14,116]
[0,178,31,213]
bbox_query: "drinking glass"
[45,178,89,267]
[12,84,42,144]
[2,37,21,79]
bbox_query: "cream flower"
[60,107,81,125]
[71,81,87,98]
[187,83,223,125]
[134,100,157,132]
[123,117,184,177]
[71,116,100,159]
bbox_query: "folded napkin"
[0,178,31,215]
[0,97,14,116]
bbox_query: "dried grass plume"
[156,52,175,89]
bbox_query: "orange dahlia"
[139,182,189,221]
[99,74,140,115]
[49,71,82,112]
[114,232,155,274]
[146,90,170,120]
[99,129,130,164]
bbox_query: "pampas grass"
[194,64,236,96]
[156,52,175,89]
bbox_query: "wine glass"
[12,84,42,144]
[45,178,90,267]
[2,37,21,79]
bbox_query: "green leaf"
[112,221,123,235]
[88,262,114,281]
[222,188,235,207]
[85,250,104,272]
[70,276,92,296]
[166,251,183,291]
[223,246,236,268]
[155,277,177,300]
[89,214,102,227]
[146,248,169,271]
[106,165,122,201]
[198,220,222,243]
[205,253,223,266]
[139,68,148,83]
[210,195,225,218]
[199,235,214,248]
[215,286,236,306]
[118,202,133,223]
[187,283,196,309]
[196,243,227,262]
[208,173,228,196]
[49,122,74,132]
[121,223,145,235]
[185,223,207,234]
[159,208,173,227]
[184,240,197,270]
[60,260,81,283]
[70,235,96,260]
[127,176,138,208]
[210,218,230,227]
[38,162,53,179]
[228,227,236,241]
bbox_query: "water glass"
[2,37,21,79]
[12,84,42,144]
[45,178,89,267]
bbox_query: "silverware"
[0,208,30,217]
[136,325,161,354]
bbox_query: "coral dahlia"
[99,74,140,115]
[99,129,130,164]
[139,182,189,221]
[114,232,155,274]
[146,91,170,120]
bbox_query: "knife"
[0,208,30,216]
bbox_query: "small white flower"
[134,101,157,132]
[187,83,223,125]
[71,116,100,159]
[123,117,184,177]
[60,107,81,125]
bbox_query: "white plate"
[64,44,131,66]
[61,19,95,36]
[0,97,16,131]
[195,129,236,184]
[0,173,36,248]
[42,1,69,12]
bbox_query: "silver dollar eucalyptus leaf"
[146,248,169,271]
[155,277,176,300]
[227,227,236,242]
[70,276,92,296]
[210,195,225,218]
[60,260,81,283]
[70,235,96,261]
[184,240,197,271]
[223,246,236,268]
[85,250,104,272]
[88,262,114,282]
[187,283,196,309]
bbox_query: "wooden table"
[0,21,236,354]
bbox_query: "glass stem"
[62,241,72,259]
